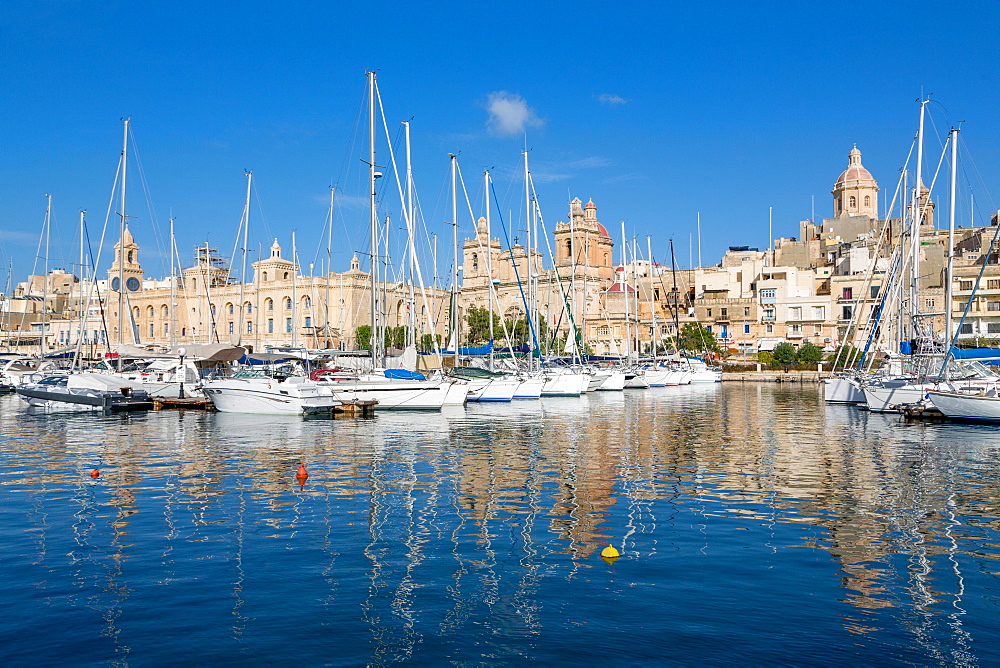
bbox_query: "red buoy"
[295,463,309,489]
[90,469,100,478]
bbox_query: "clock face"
[110,277,121,292]
[126,277,141,292]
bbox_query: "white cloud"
[598,93,628,105]
[566,156,612,169]
[0,229,41,245]
[485,91,543,136]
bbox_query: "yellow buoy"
[601,544,620,559]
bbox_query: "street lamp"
[177,347,186,399]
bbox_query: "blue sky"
[2,1,999,286]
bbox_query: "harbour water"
[1,383,998,665]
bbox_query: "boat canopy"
[952,348,1000,361]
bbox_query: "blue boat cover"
[383,369,426,380]
[436,341,493,356]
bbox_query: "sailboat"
[306,72,457,410]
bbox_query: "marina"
[1,383,998,664]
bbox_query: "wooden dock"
[333,400,377,417]
[899,403,949,422]
[152,397,213,411]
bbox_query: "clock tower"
[108,225,145,293]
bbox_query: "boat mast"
[648,236,658,364]
[74,209,85,362]
[325,187,334,349]
[366,71,381,368]
[910,99,927,344]
[449,153,459,370]
[403,121,416,349]
[169,217,177,349]
[291,231,298,349]
[620,220,629,358]
[945,126,959,350]
[633,236,640,358]
[118,119,129,348]
[485,169,495,372]
[42,194,52,356]
[523,150,534,371]
[670,239,682,355]
[238,171,252,346]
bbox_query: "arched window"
[472,253,478,271]
[303,296,311,309]
[210,304,216,316]
[565,239,571,256]
[603,253,609,266]
[181,327,186,337]
[127,250,134,263]
[132,306,140,319]
[266,298,273,311]
[849,196,857,208]
[147,306,154,318]
[285,297,292,310]
[262,271,268,281]
[226,303,234,315]
[283,272,289,280]
[244,302,252,314]
[864,195,871,207]
[161,305,169,318]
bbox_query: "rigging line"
[250,177,274,249]
[489,176,540,358]
[125,124,168,275]
[529,175,583,356]
[958,141,998,217]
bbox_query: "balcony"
[786,330,804,339]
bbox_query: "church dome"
[835,146,875,184]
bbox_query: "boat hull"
[927,390,1000,422]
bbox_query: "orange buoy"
[90,469,100,478]
[295,463,309,489]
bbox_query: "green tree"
[757,351,774,365]
[675,322,719,354]
[827,344,863,369]
[796,342,824,364]
[355,325,371,350]
[419,333,440,353]
[464,306,503,345]
[772,342,797,365]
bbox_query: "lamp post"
[177,347,186,399]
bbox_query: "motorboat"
[16,374,154,411]
[202,370,340,415]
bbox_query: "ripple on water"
[0,386,999,664]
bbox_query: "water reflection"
[1,385,998,664]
